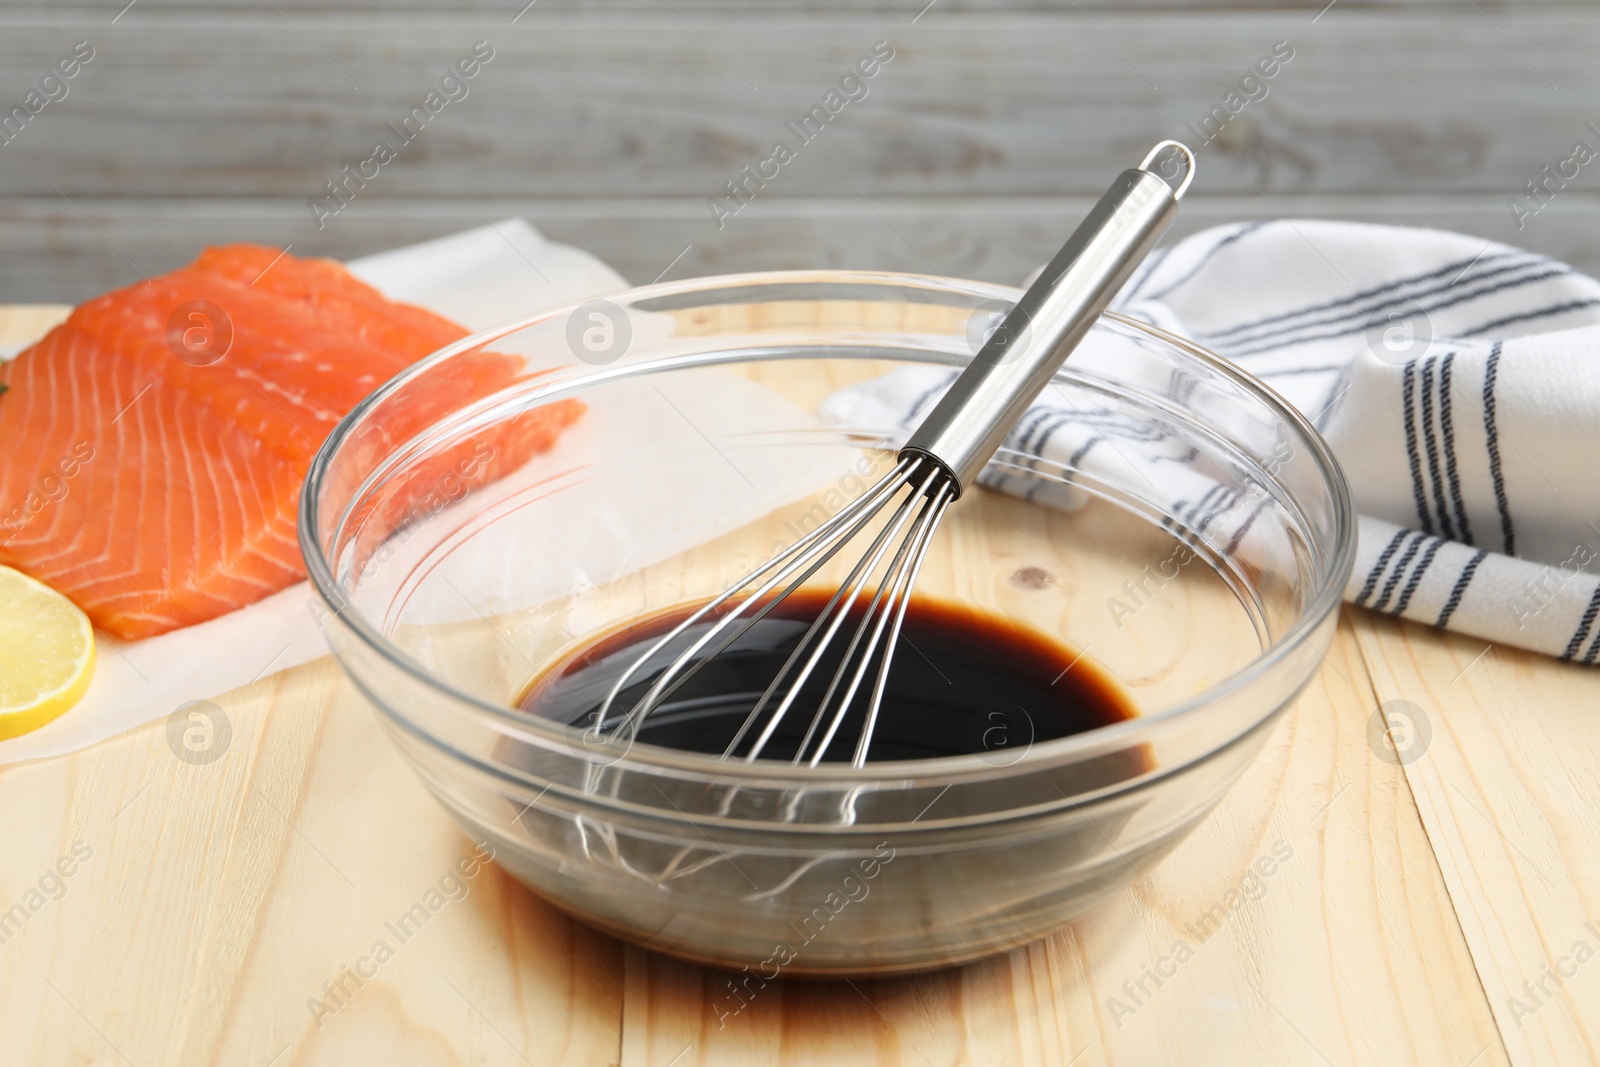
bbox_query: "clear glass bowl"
[300,271,1354,977]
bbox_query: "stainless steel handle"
[900,141,1194,493]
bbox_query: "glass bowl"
[300,271,1354,977]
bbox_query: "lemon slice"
[0,565,96,740]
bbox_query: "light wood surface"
[3,3,1599,301]
[2,301,1598,1065]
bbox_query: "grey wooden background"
[1,1,1597,302]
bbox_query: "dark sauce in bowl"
[516,590,1141,764]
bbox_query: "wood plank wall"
[1,1,1596,302]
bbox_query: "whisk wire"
[739,463,947,764]
[789,467,947,763]
[851,484,953,766]
[726,465,932,759]
[802,475,953,766]
[594,457,920,742]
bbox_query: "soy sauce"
[515,590,1141,764]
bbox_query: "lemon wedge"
[0,565,96,740]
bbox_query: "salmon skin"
[0,245,583,640]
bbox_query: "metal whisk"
[596,141,1196,766]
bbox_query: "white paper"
[380,371,849,627]
[0,220,788,765]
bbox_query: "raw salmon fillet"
[0,246,583,640]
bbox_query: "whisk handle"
[900,142,1194,494]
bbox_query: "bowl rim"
[299,268,1357,786]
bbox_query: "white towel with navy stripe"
[820,221,1600,664]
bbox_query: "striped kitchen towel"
[821,221,1600,663]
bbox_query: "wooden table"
[2,303,1598,1066]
